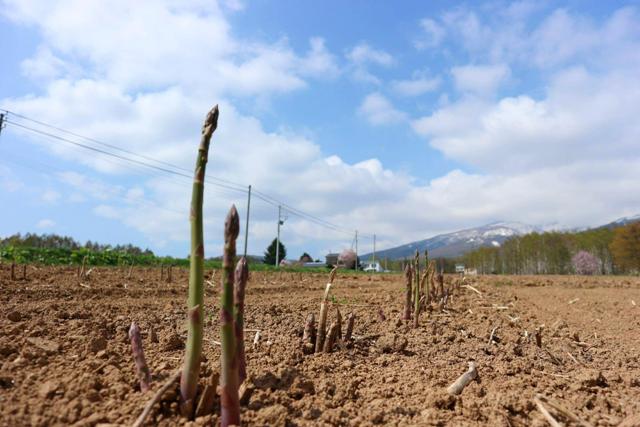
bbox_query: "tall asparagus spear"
[180,105,219,417]
[234,257,249,384]
[413,250,420,327]
[221,206,241,427]
[403,264,413,321]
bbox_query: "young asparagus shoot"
[234,257,249,384]
[180,105,219,417]
[403,264,413,321]
[129,322,151,393]
[414,250,420,327]
[302,313,316,354]
[220,206,241,427]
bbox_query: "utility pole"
[355,230,359,271]
[0,113,5,137]
[275,205,283,267]
[372,234,376,265]
[243,185,251,258]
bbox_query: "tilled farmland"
[1,266,639,426]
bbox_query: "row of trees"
[461,222,640,275]
[1,233,154,255]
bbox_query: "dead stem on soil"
[462,284,483,297]
[534,394,593,427]
[447,362,478,395]
[133,370,181,427]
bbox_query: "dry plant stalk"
[533,395,562,427]
[323,321,339,353]
[344,313,355,342]
[535,326,543,347]
[437,272,444,301]
[195,372,220,418]
[11,262,16,280]
[315,268,336,353]
[167,265,173,283]
[447,362,478,395]
[133,370,181,427]
[79,255,88,279]
[127,262,133,279]
[335,307,343,340]
[302,313,316,354]
[403,264,413,321]
[129,322,151,393]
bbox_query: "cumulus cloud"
[357,93,407,125]
[414,18,445,50]
[390,74,441,97]
[451,64,510,95]
[410,5,640,229]
[345,42,395,84]
[2,0,639,257]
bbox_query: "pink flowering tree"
[571,250,600,275]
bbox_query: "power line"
[2,109,373,238]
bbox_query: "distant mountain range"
[598,214,640,229]
[363,215,640,260]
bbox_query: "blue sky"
[1,0,639,259]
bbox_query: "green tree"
[299,252,313,262]
[263,238,286,266]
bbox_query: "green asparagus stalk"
[414,250,420,327]
[234,256,249,384]
[180,105,219,417]
[423,250,429,300]
[403,264,412,321]
[129,322,151,392]
[221,206,241,427]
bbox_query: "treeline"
[0,232,168,266]
[461,222,640,275]
[1,232,154,255]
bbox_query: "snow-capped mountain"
[363,221,540,260]
[600,214,640,229]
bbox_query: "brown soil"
[1,266,639,426]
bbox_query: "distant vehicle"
[455,264,465,274]
[362,261,384,273]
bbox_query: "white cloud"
[346,43,394,66]
[3,0,337,97]
[2,1,640,258]
[415,18,445,50]
[36,218,56,228]
[298,37,341,79]
[358,93,407,125]
[390,74,441,97]
[345,42,394,85]
[414,66,640,174]
[451,64,510,95]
